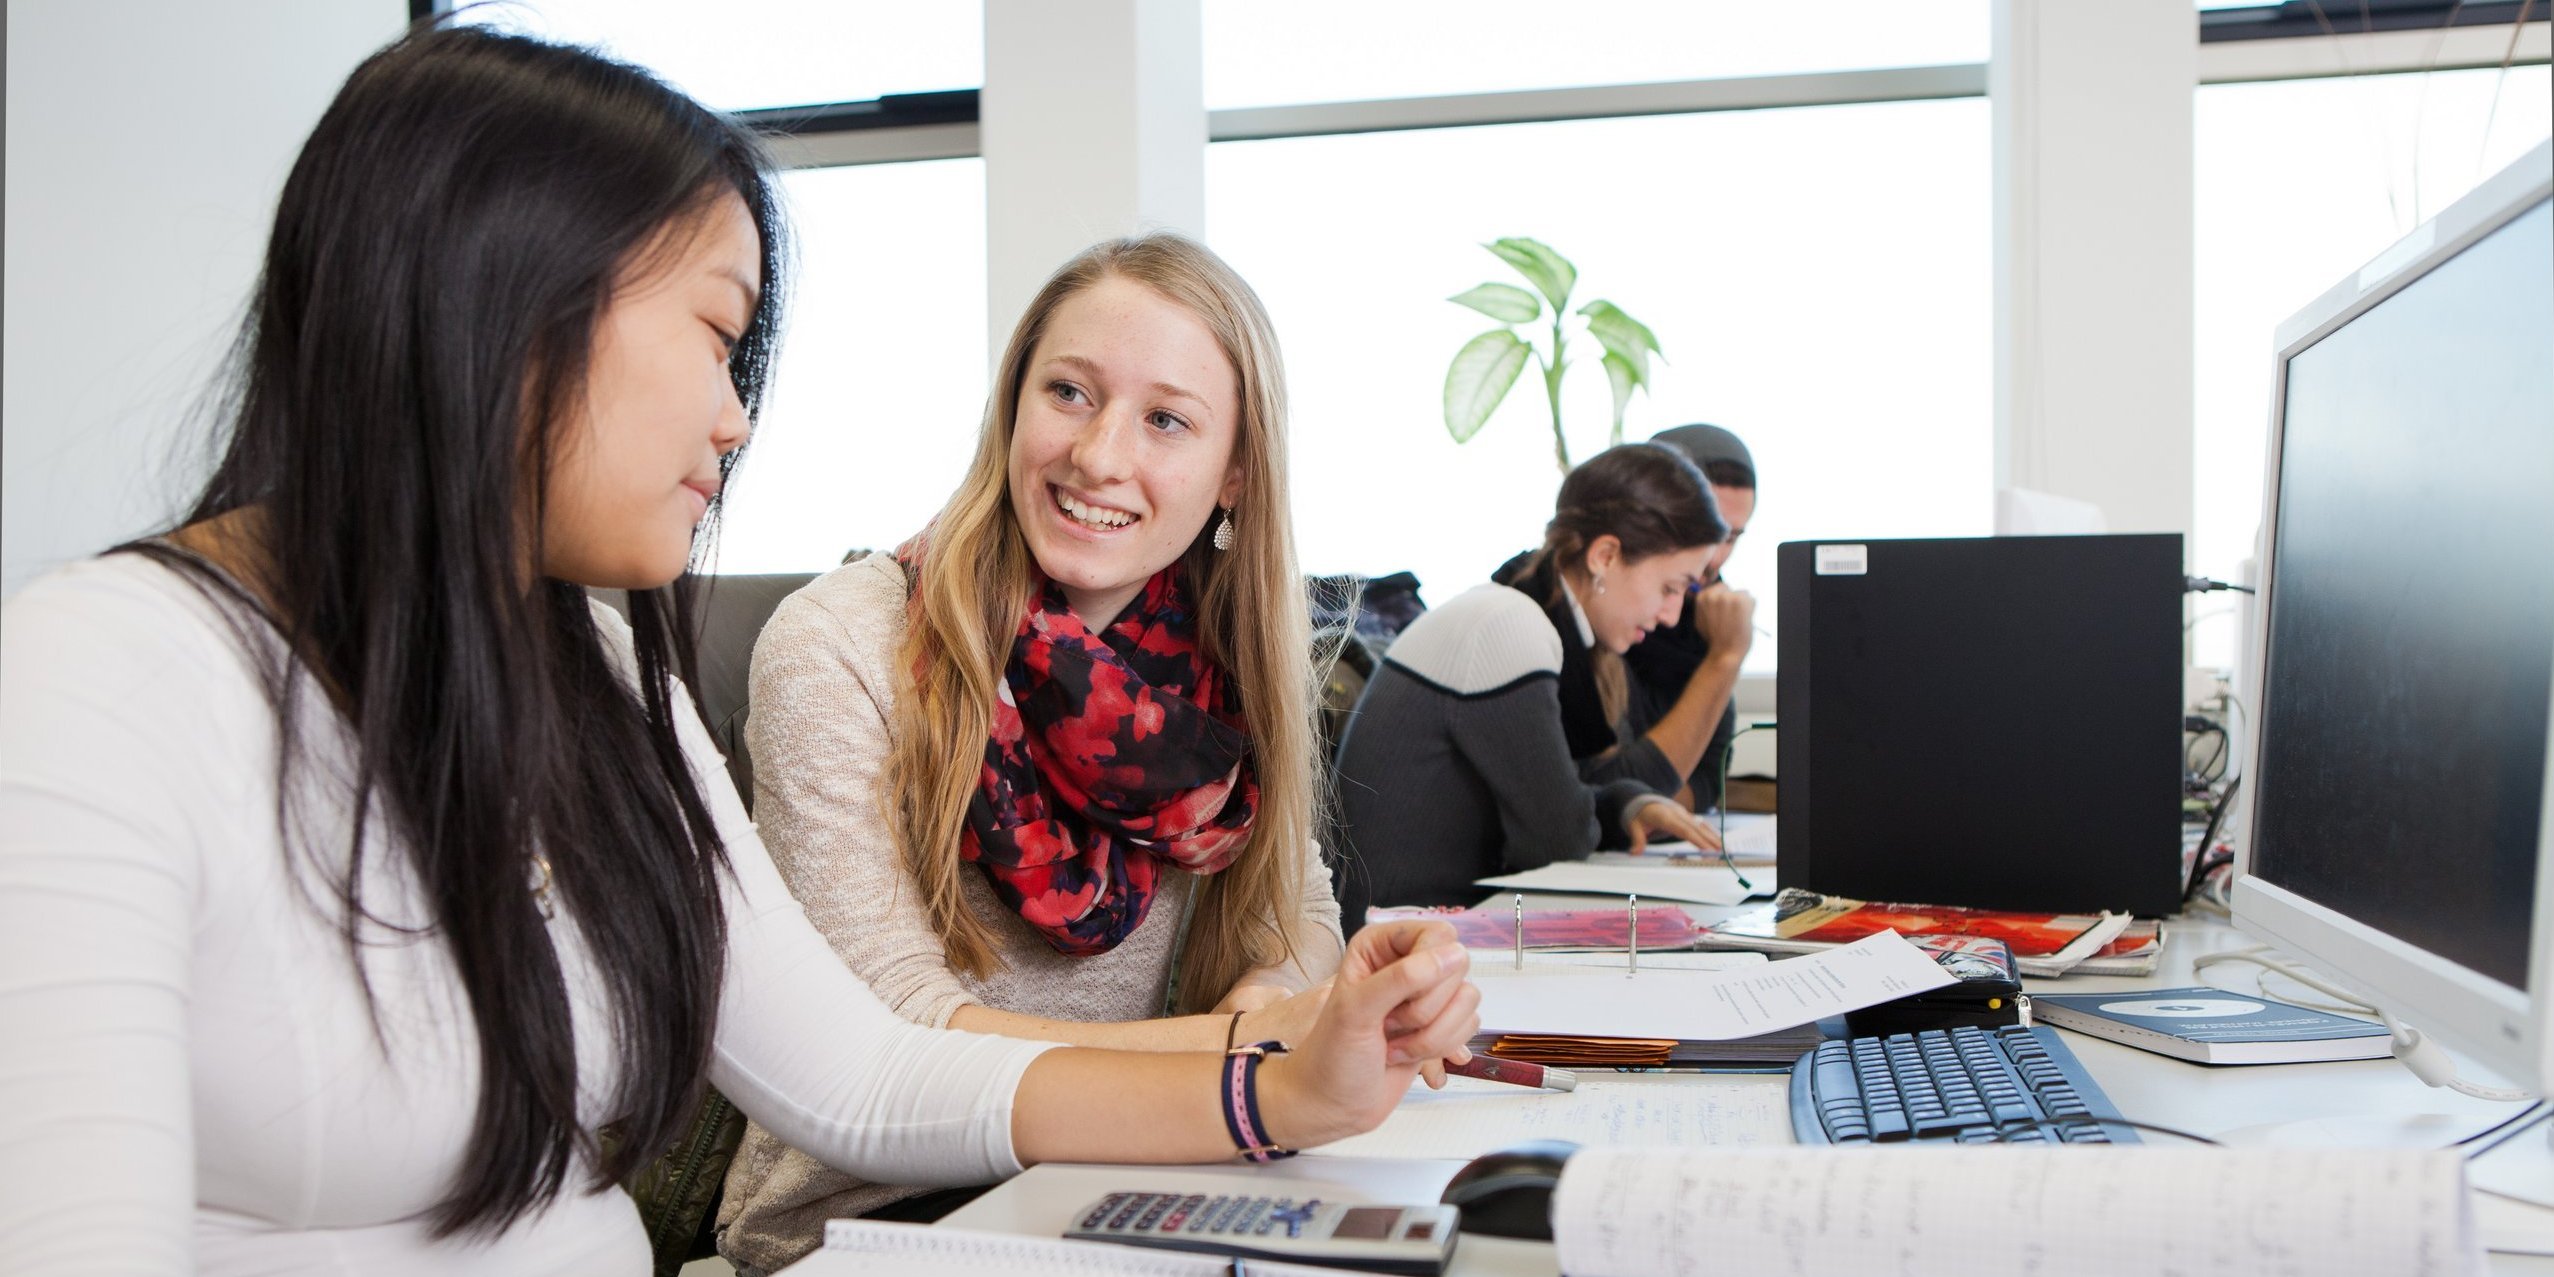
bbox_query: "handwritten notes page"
[1472,932,1957,1040]
[1552,1146,2482,1277]
[1310,1076,1793,1159]
[813,1221,1340,1276]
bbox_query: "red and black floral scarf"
[963,565,1258,956]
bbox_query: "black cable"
[2185,726,2230,787]
[2183,777,2241,905]
[1713,721,1776,891]
[2465,1104,2554,1160]
[1983,1115,2226,1146]
[2185,575,2258,596]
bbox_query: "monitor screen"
[2249,196,2554,993]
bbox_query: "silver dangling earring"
[1212,506,1236,552]
[1594,571,1607,596]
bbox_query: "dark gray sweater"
[1329,583,1682,932]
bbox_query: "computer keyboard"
[1790,1023,2141,1145]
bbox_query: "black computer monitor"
[1777,533,2185,916]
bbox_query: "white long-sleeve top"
[0,554,1058,1275]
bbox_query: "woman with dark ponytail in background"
[0,27,1473,1273]
[1328,443,1731,931]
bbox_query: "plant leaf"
[1602,349,1640,444]
[1486,238,1577,310]
[1447,282,1542,324]
[1579,300,1663,392]
[1443,329,1532,444]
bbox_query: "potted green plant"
[1442,236,1664,473]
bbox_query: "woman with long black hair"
[0,27,1475,1273]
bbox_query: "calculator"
[1063,1190,1461,1274]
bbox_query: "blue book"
[2032,987,2391,1065]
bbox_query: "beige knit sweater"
[716,553,1345,1273]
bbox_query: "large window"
[1204,0,1986,110]
[713,159,989,575]
[454,2,990,576]
[2191,63,2552,667]
[451,0,979,110]
[1208,98,1993,675]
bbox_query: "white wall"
[4,1,406,598]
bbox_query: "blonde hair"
[886,233,1318,1010]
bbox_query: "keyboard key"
[1817,1057,1859,1097]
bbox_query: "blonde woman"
[718,234,1357,1272]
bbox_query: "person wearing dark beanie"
[1626,424,1759,807]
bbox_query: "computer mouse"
[1438,1139,1580,1240]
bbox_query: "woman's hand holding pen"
[1254,920,1479,1151]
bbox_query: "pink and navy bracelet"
[1220,1040,1296,1163]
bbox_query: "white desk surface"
[785,892,2554,1275]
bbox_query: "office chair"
[685,571,822,803]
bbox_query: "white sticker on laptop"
[1814,544,1869,576]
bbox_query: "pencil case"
[1843,935,2027,1036]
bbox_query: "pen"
[1513,892,1524,971]
[1627,893,1639,976]
[1445,1054,1580,1091]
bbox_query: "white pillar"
[980,0,1206,361]
[1990,0,2197,539]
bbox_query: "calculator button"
[1079,1195,1126,1229]
[1186,1197,1226,1233]
[1266,1200,1318,1239]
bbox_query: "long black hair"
[128,26,788,1236]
